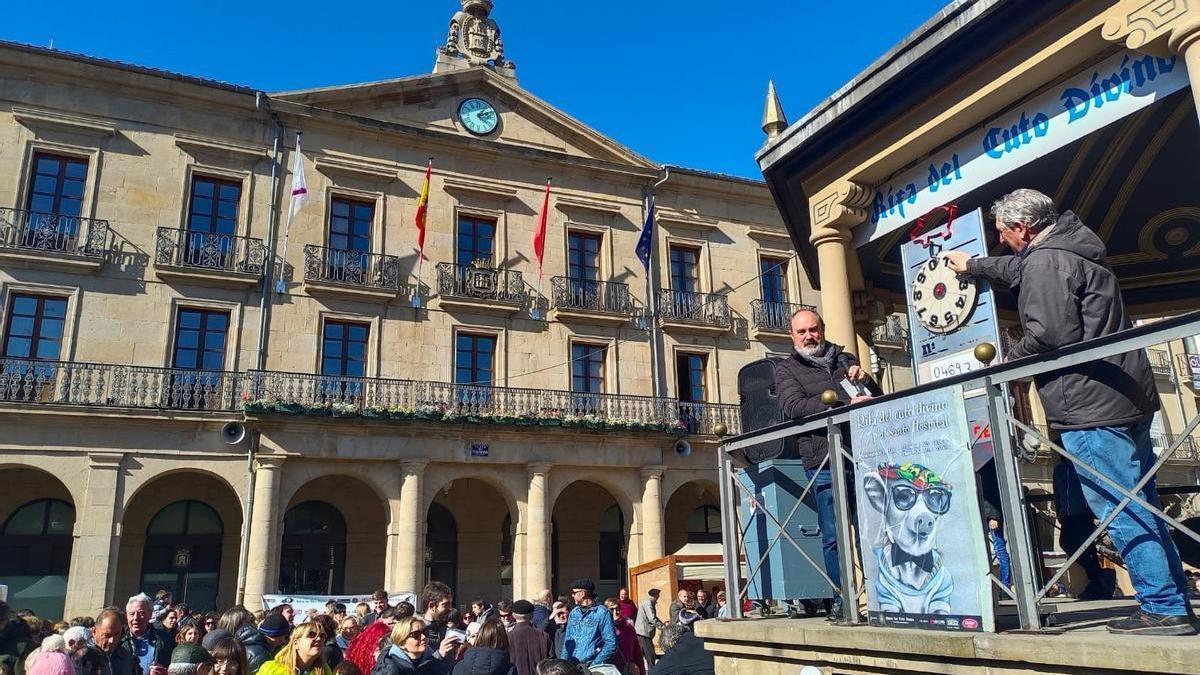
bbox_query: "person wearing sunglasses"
[371,618,450,675]
[255,623,330,675]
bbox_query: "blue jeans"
[989,529,1012,586]
[1061,419,1189,616]
[805,468,841,594]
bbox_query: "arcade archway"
[0,467,75,619]
[281,475,386,594]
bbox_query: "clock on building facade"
[458,97,499,135]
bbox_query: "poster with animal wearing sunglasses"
[851,384,994,632]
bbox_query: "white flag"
[289,135,309,217]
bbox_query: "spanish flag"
[414,159,432,258]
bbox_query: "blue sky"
[4,0,948,178]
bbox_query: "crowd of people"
[0,580,718,675]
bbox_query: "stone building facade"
[0,3,818,620]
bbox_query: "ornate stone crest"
[464,258,500,298]
[436,0,517,78]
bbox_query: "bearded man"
[773,307,880,618]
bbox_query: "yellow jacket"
[255,657,333,675]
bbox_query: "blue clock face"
[459,98,498,135]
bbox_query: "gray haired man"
[946,188,1193,635]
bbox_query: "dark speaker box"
[737,358,793,463]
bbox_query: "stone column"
[1170,21,1200,123]
[809,183,871,360]
[640,466,666,562]
[63,453,123,619]
[394,460,427,594]
[243,456,284,610]
[523,464,551,598]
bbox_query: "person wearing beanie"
[168,644,213,675]
[558,580,616,668]
[257,616,291,657]
[202,630,234,653]
[506,602,551,675]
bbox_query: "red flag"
[414,159,432,256]
[533,179,551,278]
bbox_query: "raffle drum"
[738,459,835,602]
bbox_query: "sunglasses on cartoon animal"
[889,483,952,514]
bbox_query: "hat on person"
[569,579,596,597]
[201,628,233,652]
[647,588,661,597]
[511,600,534,615]
[258,613,291,638]
[169,644,213,675]
[677,609,701,626]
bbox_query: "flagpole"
[276,132,303,294]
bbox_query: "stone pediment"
[272,68,655,169]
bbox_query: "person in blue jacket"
[559,579,616,668]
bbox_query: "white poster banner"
[854,50,1188,246]
[851,385,994,632]
[262,593,416,623]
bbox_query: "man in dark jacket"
[91,609,139,675]
[646,614,712,675]
[946,188,1192,635]
[507,601,552,675]
[774,307,879,616]
[124,594,173,675]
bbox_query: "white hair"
[63,626,92,648]
[990,188,1058,232]
[40,635,67,653]
[126,593,153,611]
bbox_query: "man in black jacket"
[774,307,879,617]
[946,188,1192,636]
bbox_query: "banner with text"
[851,385,994,632]
[854,50,1188,246]
[262,593,417,623]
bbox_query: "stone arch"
[425,476,515,605]
[0,456,88,509]
[115,470,243,611]
[282,473,388,595]
[551,478,633,600]
[0,465,77,619]
[664,479,721,555]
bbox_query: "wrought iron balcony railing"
[551,277,633,315]
[0,358,240,411]
[245,369,741,436]
[657,289,731,328]
[155,227,267,276]
[1147,348,1172,376]
[872,314,911,348]
[750,300,814,333]
[0,207,108,258]
[304,245,401,291]
[436,262,526,304]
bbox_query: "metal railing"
[872,314,910,347]
[1147,348,1172,376]
[551,276,633,315]
[750,300,813,332]
[436,262,526,304]
[246,369,740,436]
[0,207,108,259]
[717,310,1200,632]
[1180,353,1198,382]
[304,245,401,291]
[0,358,240,411]
[156,227,266,276]
[657,289,731,328]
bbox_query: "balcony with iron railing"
[0,357,741,437]
[435,261,526,315]
[303,245,402,300]
[549,277,634,326]
[657,288,731,335]
[0,207,109,271]
[1147,348,1173,377]
[154,227,267,287]
[872,314,911,350]
[749,300,814,338]
[0,358,240,411]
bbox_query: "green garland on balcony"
[242,398,690,435]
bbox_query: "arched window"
[426,503,457,592]
[0,499,75,620]
[141,500,223,611]
[687,505,722,544]
[280,501,347,595]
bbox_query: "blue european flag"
[635,202,655,271]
